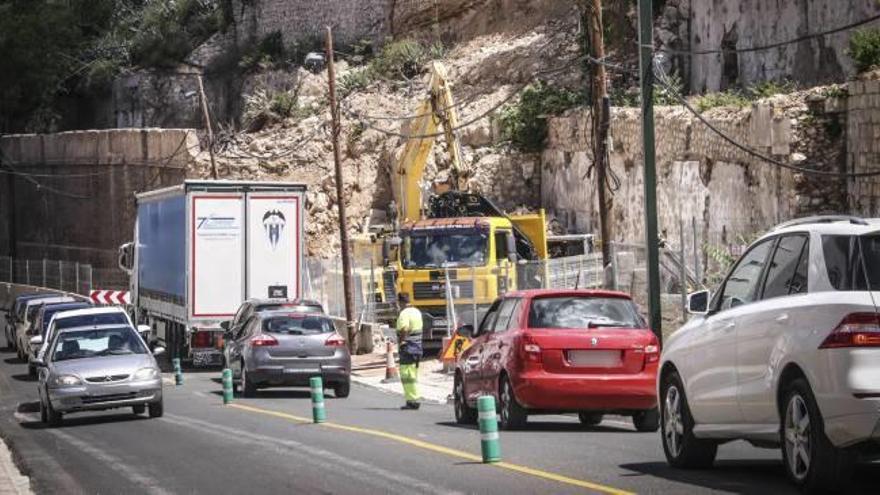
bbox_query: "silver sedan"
[36,324,165,426]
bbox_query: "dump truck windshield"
[402,230,489,269]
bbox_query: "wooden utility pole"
[325,26,357,352]
[196,74,218,179]
[586,0,612,272]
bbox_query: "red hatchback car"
[453,289,660,431]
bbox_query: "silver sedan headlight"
[133,367,159,381]
[51,375,82,387]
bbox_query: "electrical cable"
[648,13,880,56]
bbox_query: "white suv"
[659,216,880,493]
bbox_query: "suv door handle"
[775,313,790,324]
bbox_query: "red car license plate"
[567,350,621,367]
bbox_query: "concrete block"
[866,80,880,95]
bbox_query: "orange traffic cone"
[381,340,400,383]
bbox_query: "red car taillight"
[519,334,542,366]
[644,343,660,364]
[191,331,212,348]
[250,334,279,347]
[819,313,880,349]
[324,334,346,347]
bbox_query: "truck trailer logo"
[262,209,286,249]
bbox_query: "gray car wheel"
[242,362,257,398]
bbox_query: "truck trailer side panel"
[188,192,245,321]
[137,193,187,321]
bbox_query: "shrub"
[369,39,427,80]
[243,89,301,132]
[338,68,372,97]
[692,90,750,112]
[498,81,585,152]
[849,28,880,73]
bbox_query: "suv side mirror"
[152,346,166,357]
[29,335,43,346]
[457,324,474,339]
[687,290,711,315]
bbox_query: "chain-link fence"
[0,256,93,295]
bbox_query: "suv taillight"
[819,313,880,349]
[251,334,278,347]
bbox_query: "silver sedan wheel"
[664,385,684,458]
[784,394,811,481]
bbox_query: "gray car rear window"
[263,315,334,335]
[822,234,880,291]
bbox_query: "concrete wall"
[0,129,198,289]
[687,0,880,92]
[542,103,801,246]
[848,72,880,214]
[232,0,391,49]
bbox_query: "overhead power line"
[652,66,880,178]
[649,12,880,56]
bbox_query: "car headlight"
[133,367,159,381]
[52,375,82,387]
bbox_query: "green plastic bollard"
[310,376,326,423]
[173,358,183,386]
[221,368,233,405]
[477,395,501,463]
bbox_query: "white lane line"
[47,429,173,495]
[15,412,171,495]
[162,414,464,495]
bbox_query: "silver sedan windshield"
[51,327,147,362]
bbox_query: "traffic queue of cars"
[3,215,877,493]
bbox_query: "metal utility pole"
[638,0,663,341]
[196,74,218,180]
[325,26,357,352]
[586,0,612,271]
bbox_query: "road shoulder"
[0,436,32,495]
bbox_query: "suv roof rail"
[773,215,868,231]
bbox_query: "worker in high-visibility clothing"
[396,292,423,410]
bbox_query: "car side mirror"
[152,346,166,357]
[137,324,151,337]
[32,358,46,368]
[506,234,517,263]
[29,335,43,346]
[457,324,474,339]
[220,321,230,331]
[687,290,710,315]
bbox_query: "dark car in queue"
[454,289,660,431]
[225,311,350,398]
[26,301,92,376]
[36,324,165,426]
[5,293,48,351]
[221,298,325,367]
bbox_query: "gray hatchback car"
[226,311,351,398]
[36,324,165,426]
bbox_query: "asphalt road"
[1,329,878,493]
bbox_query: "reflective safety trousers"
[400,363,420,402]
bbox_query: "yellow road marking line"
[227,403,634,495]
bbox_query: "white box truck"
[118,180,306,366]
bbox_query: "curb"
[349,374,450,405]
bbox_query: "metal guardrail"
[0,256,93,296]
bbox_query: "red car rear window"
[528,296,644,329]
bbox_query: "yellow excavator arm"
[392,61,465,223]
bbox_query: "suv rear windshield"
[262,315,334,335]
[822,234,880,290]
[256,303,323,314]
[528,296,643,329]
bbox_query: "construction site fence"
[0,256,93,296]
